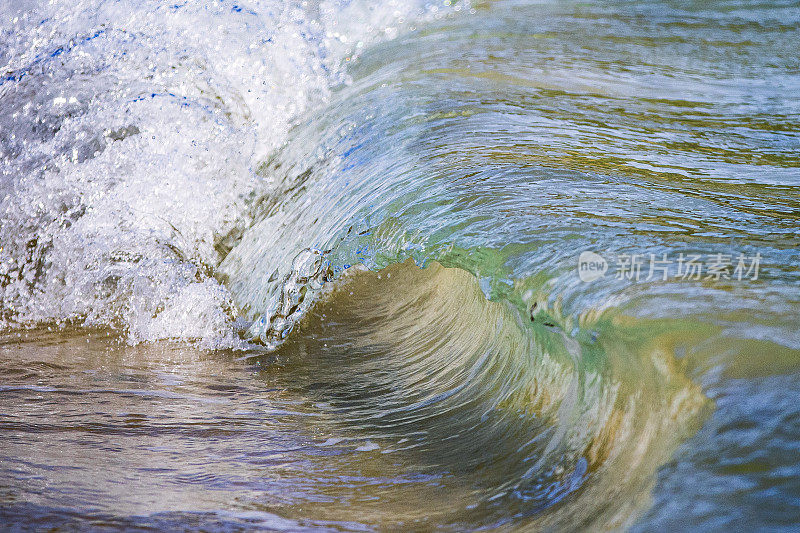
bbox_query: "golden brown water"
[2,0,799,530]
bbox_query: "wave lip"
[269,260,708,530]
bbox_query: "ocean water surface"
[1,0,799,530]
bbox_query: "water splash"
[0,0,467,347]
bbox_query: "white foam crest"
[0,0,458,348]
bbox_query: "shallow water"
[2,0,800,530]
[0,262,708,531]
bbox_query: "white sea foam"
[0,0,464,348]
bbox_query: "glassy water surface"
[1,0,798,530]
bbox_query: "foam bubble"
[0,0,462,348]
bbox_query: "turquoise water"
[1,0,799,530]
